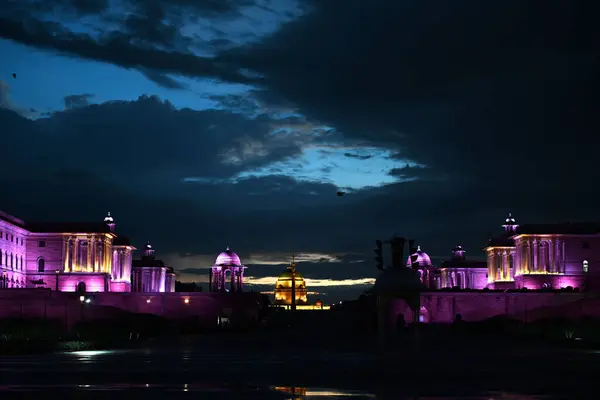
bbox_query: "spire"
[417,245,421,252]
[226,246,230,251]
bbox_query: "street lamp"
[55,269,60,292]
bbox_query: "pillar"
[562,240,566,273]
[64,238,70,272]
[548,239,556,273]
[555,239,561,273]
[86,236,92,271]
[501,251,508,280]
[104,239,111,275]
[487,251,494,283]
[532,239,538,273]
[72,238,79,272]
[92,237,98,272]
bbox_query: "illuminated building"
[131,242,176,293]
[485,213,600,290]
[437,245,488,289]
[209,247,246,292]
[404,213,599,291]
[406,245,437,289]
[0,210,175,292]
[274,259,308,305]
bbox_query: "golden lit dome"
[274,265,308,305]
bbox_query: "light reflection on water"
[0,383,556,399]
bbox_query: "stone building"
[131,242,176,293]
[0,210,175,293]
[437,245,488,289]
[274,260,308,305]
[485,213,600,290]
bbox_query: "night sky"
[0,1,598,302]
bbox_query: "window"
[0,250,2,265]
[37,258,45,272]
[38,241,46,247]
[0,231,2,238]
[583,260,589,273]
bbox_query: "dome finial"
[417,245,421,251]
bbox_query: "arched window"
[583,260,589,273]
[76,281,87,293]
[37,258,45,272]
[0,250,3,265]
[10,253,13,268]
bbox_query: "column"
[72,238,79,272]
[548,239,555,273]
[502,251,508,281]
[540,240,549,272]
[555,239,561,273]
[230,269,235,292]
[87,236,92,271]
[525,240,531,274]
[509,251,515,280]
[105,240,112,275]
[98,239,104,272]
[532,239,538,273]
[91,237,97,272]
[560,240,567,273]
[487,252,494,283]
[510,242,522,280]
[63,238,70,272]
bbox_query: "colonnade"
[514,238,565,275]
[63,235,113,273]
[488,238,566,283]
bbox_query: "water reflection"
[0,383,560,399]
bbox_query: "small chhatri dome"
[143,241,155,258]
[215,247,242,266]
[502,212,518,232]
[406,245,432,267]
[104,212,114,223]
[452,245,466,260]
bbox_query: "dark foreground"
[1,334,599,398]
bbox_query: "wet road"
[1,340,599,397]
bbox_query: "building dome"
[406,246,432,267]
[215,247,242,266]
[277,269,304,280]
[274,265,308,305]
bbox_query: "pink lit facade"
[485,214,600,290]
[0,210,175,293]
[131,243,176,293]
[209,247,246,292]
[437,245,488,289]
[406,245,487,290]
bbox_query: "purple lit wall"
[132,267,169,293]
[0,218,28,289]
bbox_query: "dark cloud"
[64,93,94,109]
[221,1,598,186]
[344,153,372,160]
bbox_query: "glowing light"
[79,295,85,302]
[146,299,151,304]
[215,247,242,266]
[184,298,190,304]
[85,298,91,303]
